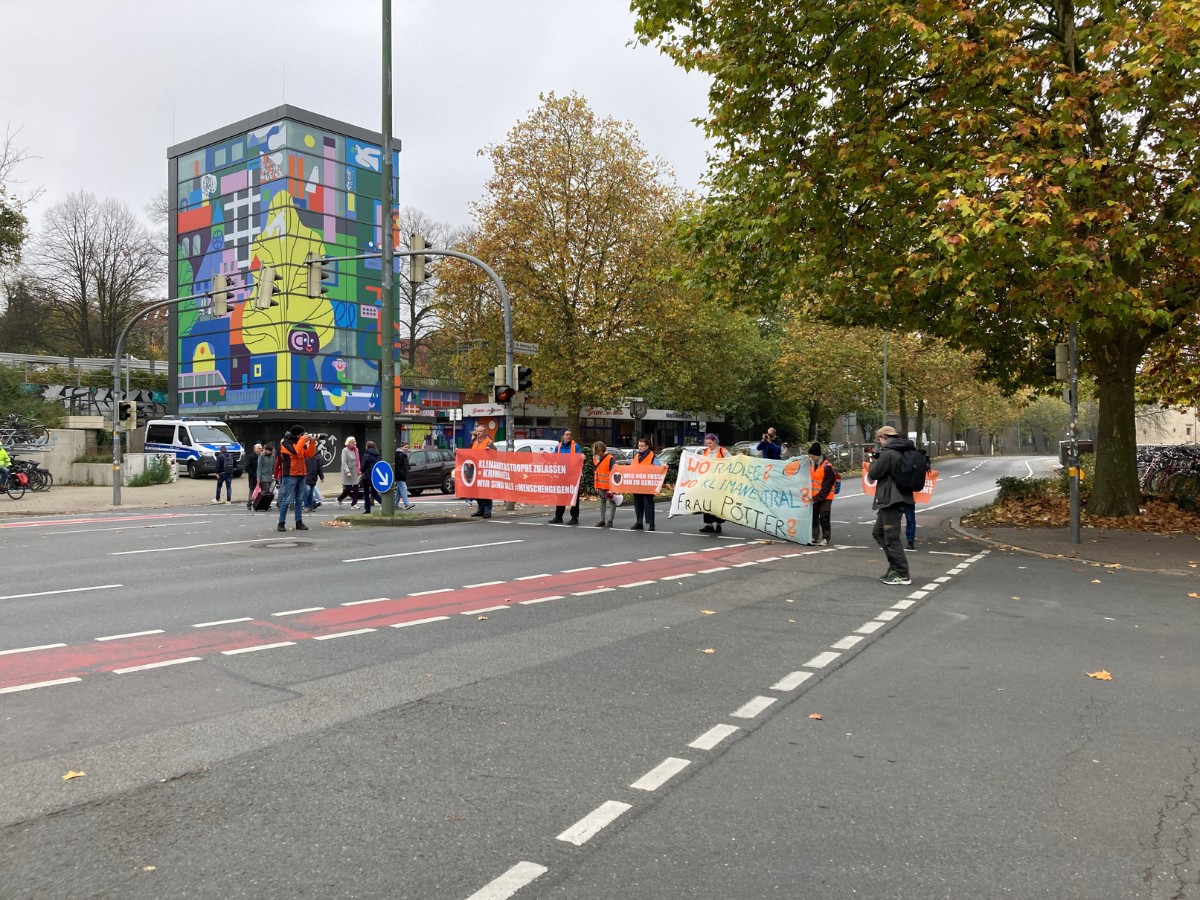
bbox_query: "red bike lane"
[0,541,823,692]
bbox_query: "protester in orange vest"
[592,440,618,527]
[470,424,496,519]
[698,433,728,534]
[807,441,837,545]
[629,436,657,531]
[550,429,583,525]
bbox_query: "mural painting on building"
[172,116,403,417]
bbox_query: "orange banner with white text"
[455,450,585,505]
[610,464,668,495]
[861,463,938,505]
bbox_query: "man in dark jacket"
[303,453,324,511]
[394,442,415,510]
[867,425,915,585]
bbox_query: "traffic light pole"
[110,290,209,507]
[1068,322,1080,545]
[379,0,397,515]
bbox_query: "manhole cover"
[254,540,311,550]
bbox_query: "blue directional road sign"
[370,460,394,493]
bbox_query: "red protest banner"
[455,450,585,505]
[861,462,938,504]
[610,464,668,495]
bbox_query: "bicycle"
[1,471,27,500]
[0,414,49,446]
[10,458,52,492]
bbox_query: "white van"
[510,439,564,454]
[144,417,244,478]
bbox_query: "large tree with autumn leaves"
[433,92,765,434]
[633,0,1200,516]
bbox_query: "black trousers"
[554,502,579,520]
[632,494,655,525]
[811,498,832,542]
[872,505,909,577]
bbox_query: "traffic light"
[1041,343,1069,382]
[492,364,514,403]
[211,274,229,317]
[256,265,282,310]
[305,252,333,298]
[514,365,533,393]
[411,233,430,284]
[117,400,136,431]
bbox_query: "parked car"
[407,447,456,495]
[730,441,762,458]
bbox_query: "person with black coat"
[359,440,382,514]
[303,453,324,511]
[867,426,915,585]
[244,443,262,510]
[394,442,415,510]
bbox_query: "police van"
[144,417,244,479]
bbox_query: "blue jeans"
[903,502,916,544]
[303,482,322,509]
[215,472,233,501]
[277,475,306,524]
[393,480,410,506]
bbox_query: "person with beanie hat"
[807,442,837,545]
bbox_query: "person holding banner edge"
[630,437,657,531]
[698,433,728,533]
[550,429,582,525]
[807,442,837,545]
[868,425,914,585]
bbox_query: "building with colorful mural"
[167,106,422,442]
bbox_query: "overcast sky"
[2,0,713,234]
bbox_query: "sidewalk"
[953,519,1200,578]
[0,478,543,523]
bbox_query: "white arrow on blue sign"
[370,460,394,493]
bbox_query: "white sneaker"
[211,499,221,504]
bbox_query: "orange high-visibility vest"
[593,453,615,491]
[811,458,834,501]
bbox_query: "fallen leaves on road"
[702,648,715,654]
[1091,579,1102,583]
[1189,592,1200,599]
[701,610,716,615]
[476,616,488,621]
[62,771,85,781]
[1087,670,1113,681]
[808,713,824,720]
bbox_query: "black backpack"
[893,447,929,493]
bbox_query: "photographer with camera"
[757,427,782,460]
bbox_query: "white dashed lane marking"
[631,757,691,791]
[557,801,632,846]
[689,723,741,750]
[465,861,548,900]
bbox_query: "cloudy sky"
[2,0,713,233]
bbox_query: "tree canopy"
[433,92,764,431]
[633,0,1200,515]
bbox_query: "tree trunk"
[915,399,925,449]
[897,387,909,436]
[807,401,820,441]
[1087,334,1143,517]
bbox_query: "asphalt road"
[2,455,1197,899]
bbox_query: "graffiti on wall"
[39,385,169,425]
[173,118,403,417]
